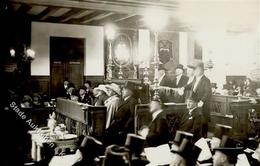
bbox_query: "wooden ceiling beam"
[10,0,178,16]
[81,12,114,24]
[60,9,86,22]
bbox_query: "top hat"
[171,131,194,152]
[103,145,131,166]
[123,81,136,92]
[79,136,103,163]
[213,124,232,139]
[125,133,145,156]
[105,83,121,96]
[214,137,244,161]
[174,138,202,166]
[175,64,184,70]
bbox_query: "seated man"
[213,137,243,166]
[143,99,170,147]
[179,96,205,142]
[106,81,137,145]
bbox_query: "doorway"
[50,37,85,97]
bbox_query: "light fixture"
[105,24,117,82]
[143,8,169,100]
[10,48,15,57]
[26,49,35,60]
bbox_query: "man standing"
[106,81,137,145]
[185,62,212,137]
[172,64,189,88]
[172,64,189,103]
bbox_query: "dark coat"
[172,75,189,88]
[146,112,170,147]
[185,75,212,122]
[106,96,137,145]
[78,94,92,104]
[159,75,173,88]
[179,107,205,142]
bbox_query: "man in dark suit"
[172,64,189,103]
[145,99,170,147]
[158,65,172,87]
[179,96,205,142]
[172,64,189,88]
[184,62,212,137]
[106,81,137,145]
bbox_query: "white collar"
[152,109,163,120]
[189,107,197,115]
[176,74,182,79]
[158,73,166,83]
[196,75,204,81]
[124,96,131,101]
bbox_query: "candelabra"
[106,40,114,82]
[105,24,116,82]
[151,31,161,100]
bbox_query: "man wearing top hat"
[106,81,138,145]
[184,61,212,137]
[170,131,202,166]
[212,137,243,166]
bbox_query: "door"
[50,37,85,97]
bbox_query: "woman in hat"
[104,83,121,129]
[93,84,109,106]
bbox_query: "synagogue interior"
[1,0,260,166]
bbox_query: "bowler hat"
[175,64,184,70]
[194,62,204,70]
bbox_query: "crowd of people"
[19,61,260,166]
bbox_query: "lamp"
[105,24,116,82]
[143,9,168,100]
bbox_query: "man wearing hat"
[213,137,243,166]
[179,96,206,142]
[173,64,189,88]
[93,84,109,106]
[184,61,212,137]
[170,132,202,166]
[158,64,172,87]
[104,83,121,129]
[145,99,170,147]
[172,64,189,103]
[106,81,138,145]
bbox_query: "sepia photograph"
[1,0,260,165]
